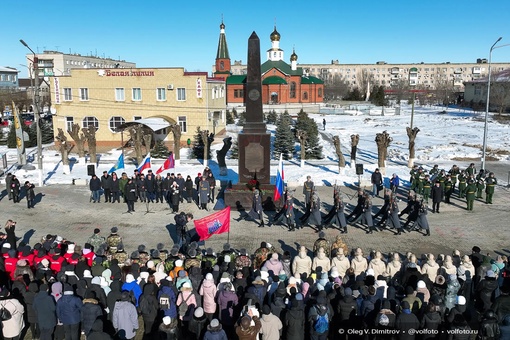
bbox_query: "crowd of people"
[1,217,510,340]
[88,166,217,213]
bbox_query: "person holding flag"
[273,154,285,203]
[194,207,231,241]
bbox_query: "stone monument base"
[224,184,276,210]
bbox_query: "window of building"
[157,88,166,101]
[109,116,125,132]
[79,88,89,101]
[82,116,99,130]
[318,88,323,97]
[290,81,296,98]
[133,116,142,121]
[66,117,74,131]
[132,88,142,101]
[234,89,244,98]
[220,61,224,70]
[177,88,186,101]
[178,116,187,133]
[303,92,308,100]
[474,86,482,95]
[115,88,125,101]
[64,88,72,101]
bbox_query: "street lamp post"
[20,39,43,186]
[481,37,502,172]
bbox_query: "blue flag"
[108,154,125,174]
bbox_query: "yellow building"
[50,68,226,148]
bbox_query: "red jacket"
[4,257,18,279]
[82,251,95,267]
[50,255,66,273]
[18,253,35,268]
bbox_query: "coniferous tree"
[7,124,16,148]
[236,111,246,126]
[370,85,387,106]
[232,107,238,119]
[273,112,294,160]
[151,140,170,159]
[230,139,239,160]
[191,127,212,160]
[40,120,55,144]
[345,87,363,101]
[295,109,322,159]
[266,110,278,124]
[226,110,235,124]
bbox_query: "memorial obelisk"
[238,32,271,184]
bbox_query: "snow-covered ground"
[1,103,509,188]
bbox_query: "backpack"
[159,292,172,311]
[179,292,193,318]
[314,306,329,334]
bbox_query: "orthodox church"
[214,21,324,106]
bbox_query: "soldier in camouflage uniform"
[253,242,270,270]
[220,243,237,265]
[184,248,201,270]
[157,243,169,263]
[235,248,252,271]
[87,228,106,253]
[330,234,349,259]
[111,242,128,267]
[313,231,330,258]
[106,227,122,256]
[201,248,218,272]
[137,245,150,266]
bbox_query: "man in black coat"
[371,168,383,197]
[89,175,102,203]
[395,301,420,340]
[431,180,444,213]
[33,283,57,340]
[100,171,112,203]
[144,170,156,203]
[124,177,137,213]
[81,291,104,337]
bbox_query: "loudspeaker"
[87,164,95,176]
[355,164,364,175]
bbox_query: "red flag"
[193,207,231,241]
[156,153,175,175]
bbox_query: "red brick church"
[214,21,324,106]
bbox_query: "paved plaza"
[1,178,509,259]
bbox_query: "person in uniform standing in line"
[416,199,430,236]
[362,192,376,234]
[457,170,467,199]
[327,193,348,233]
[476,171,485,199]
[465,179,477,211]
[422,174,432,203]
[283,191,296,231]
[300,189,322,231]
[302,176,314,211]
[199,175,211,211]
[485,172,497,204]
[444,174,453,204]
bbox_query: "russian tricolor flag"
[137,152,152,174]
[274,153,285,201]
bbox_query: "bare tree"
[490,81,510,115]
[333,135,346,171]
[171,124,182,160]
[297,129,308,167]
[357,69,376,100]
[375,131,392,171]
[82,125,97,164]
[323,74,350,101]
[406,127,420,168]
[143,134,152,155]
[434,76,456,108]
[129,124,144,164]
[350,134,359,165]
[56,128,72,173]
[67,123,86,158]
[390,78,410,104]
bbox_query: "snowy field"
[1,103,509,188]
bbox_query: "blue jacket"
[56,294,83,325]
[121,281,142,307]
[158,285,178,319]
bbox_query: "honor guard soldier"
[106,227,123,256]
[485,172,497,204]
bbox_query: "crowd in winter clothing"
[1,217,510,340]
